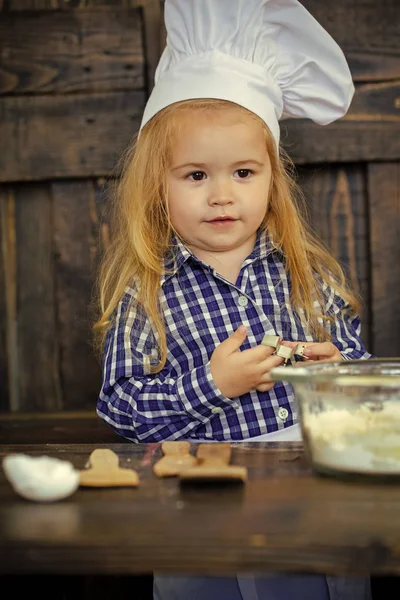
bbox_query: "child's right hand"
[210,326,285,398]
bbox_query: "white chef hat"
[139,0,354,146]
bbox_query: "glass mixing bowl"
[270,358,400,481]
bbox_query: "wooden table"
[1,442,400,577]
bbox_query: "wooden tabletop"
[1,442,400,577]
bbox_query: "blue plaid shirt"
[97,232,371,443]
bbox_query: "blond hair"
[93,99,361,370]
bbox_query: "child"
[94,1,372,598]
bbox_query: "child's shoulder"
[123,282,138,300]
[109,283,139,323]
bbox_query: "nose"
[208,179,233,206]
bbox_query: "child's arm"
[97,314,229,443]
[97,296,283,443]
[280,285,373,362]
[324,285,373,360]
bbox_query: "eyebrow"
[171,159,265,171]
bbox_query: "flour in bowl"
[303,401,400,474]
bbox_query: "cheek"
[167,203,183,230]
[244,203,268,230]
[168,183,202,222]
[255,182,270,214]
[167,197,196,233]
[167,183,184,218]
[246,192,269,219]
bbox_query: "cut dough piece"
[79,448,139,487]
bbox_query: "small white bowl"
[3,454,80,502]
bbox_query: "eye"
[188,171,206,181]
[235,169,252,179]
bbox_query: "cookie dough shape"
[79,448,139,487]
[179,444,247,482]
[153,441,198,477]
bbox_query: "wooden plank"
[0,214,8,410]
[0,0,139,9]
[14,183,62,410]
[298,165,371,351]
[368,163,400,358]
[0,187,15,411]
[0,82,399,182]
[140,0,162,93]
[2,0,399,82]
[92,176,113,262]
[0,188,19,412]
[0,411,127,443]
[52,180,102,410]
[0,8,144,95]
[282,81,400,165]
[0,90,145,182]
[301,0,400,82]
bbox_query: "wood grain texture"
[0,91,145,182]
[14,184,62,410]
[0,8,144,95]
[0,0,140,9]
[140,0,162,94]
[2,0,399,82]
[92,176,114,255]
[0,83,399,183]
[368,163,400,358]
[0,188,13,411]
[0,412,127,443]
[301,0,400,82]
[0,188,19,412]
[1,443,400,576]
[282,81,400,165]
[0,177,113,414]
[298,165,371,351]
[52,180,102,410]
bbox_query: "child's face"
[166,108,272,259]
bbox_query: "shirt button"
[278,407,289,421]
[211,407,223,415]
[238,296,248,307]
[232,403,239,409]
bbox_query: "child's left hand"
[280,340,342,363]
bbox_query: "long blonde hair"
[93,99,361,370]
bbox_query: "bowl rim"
[270,357,400,387]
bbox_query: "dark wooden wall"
[0,0,399,418]
[0,0,162,415]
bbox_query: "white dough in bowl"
[303,401,400,474]
[2,454,80,502]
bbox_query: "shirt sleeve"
[322,281,373,360]
[96,291,234,443]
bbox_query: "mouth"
[207,216,237,223]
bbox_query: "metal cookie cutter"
[275,344,295,366]
[261,334,295,366]
[261,334,281,350]
[294,343,307,358]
